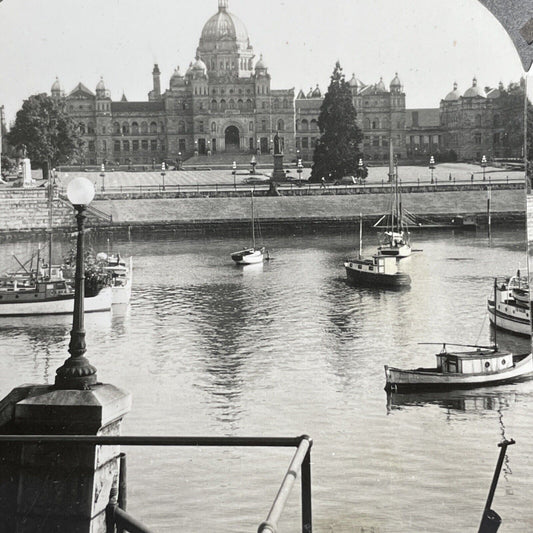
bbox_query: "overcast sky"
[0,0,527,123]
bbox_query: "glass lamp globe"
[67,177,95,205]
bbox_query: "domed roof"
[375,77,386,92]
[255,54,267,70]
[348,74,364,88]
[171,66,183,80]
[311,84,321,97]
[200,1,249,44]
[96,77,106,91]
[463,77,486,98]
[390,72,401,87]
[192,57,207,71]
[51,77,61,92]
[444,82,460,101]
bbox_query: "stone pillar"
[0,383,131,533]
[21,158,32,187]
[272,153,285,180]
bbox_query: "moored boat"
[344,255,411,288]
[384,344,533,392]
[98,253,133,304]
[487,274,530,337]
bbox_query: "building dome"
[375,77,387,92]
[444,82,460,101]
[348,74,364,88]
[200,1,249,45]
[51,77,61,92]
[192,57,207,72]
[255,54,267,70]
[390,73,401,88]
[311,84,321,97]
[96,77,106,91]
[463,77,486,98]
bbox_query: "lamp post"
[250,155,257,174]
[232,160,237,189]
[100,163,105,192]
[55,177,97,389]
[297,156,303,182]
[177,151,182,171]
[357,158,364,184]
[481,154,487,181]
[429,155,435,184]
[257,137,261,155]
[161,161,166,190]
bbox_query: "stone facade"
[48,0,523,167]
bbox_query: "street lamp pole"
[481,154,487,181]
[100,163,105,192]
[161,161,166,191]
[429,155,435,184]
[232,161,237,189]
[55,178,97,390]
[297,156,303,182]
[358,158,364,184]
[250,155,257,175]
[177,152,182,171]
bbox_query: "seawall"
[0,185,525,238]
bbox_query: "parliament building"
[49,0,524,167]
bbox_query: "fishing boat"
[384,343,533,392]
[375,140,412,258]
[0,266,112,316]
[231,193,267,265]
[344,214,411,288]
[487,274,530,337]
[97,252,133,304]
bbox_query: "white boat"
[231,193,268,265]
[0,273,112,316]
[375,139,412,258]
[385,344,533,392]
[98,253,133,304]
[487,274,530,337]
[345,214,411,288]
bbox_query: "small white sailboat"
[231,193,267,265]
[375,139,412,258]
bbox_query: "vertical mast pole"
[251,193,256,248]
[359,213,363,259]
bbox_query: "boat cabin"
[436,349,513,375]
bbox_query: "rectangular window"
[372,137,379,147]
[296,138,301,149]
[302,137,309,149]
[102,140,107,152]
[474,133,482,145]
[132,140,139,152]
[114,141,120,152]
[141,140,149,150]
[88,141,95,152]
[123,140,130,151]
[151,140,157,151]
[199,121,204,133]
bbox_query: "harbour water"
[0,226,532,532]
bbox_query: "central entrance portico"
[224,126,240,152]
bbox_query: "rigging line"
[475,309,488,347]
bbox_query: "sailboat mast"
[389,138,396,233]
[359,213,363,259]
[251,193,256,248]
[493,277,498,349]
[48,169,53,278]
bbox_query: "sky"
[0,0,528,124]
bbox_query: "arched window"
[237,99,243,110]
[310,119,318,131]
[179,121,186,134]
[229,99,235,109]
[141,122,148,134]
[220,99,227,111]
[277,119,284,131]
[122,122,129,135]
[475,114,482,127]
[363,118,371,129]
[371,119,379,129]
[131,122,139,135]
[246,99,252,110]
[273,99,280,110]
[160,123,165,133]
[150,122,157,134]
[301,119,309,132]
[262,102,267,110]
[211,122,217,133]
[211,99,217,111]
[113,122,120,134]
[249,121,254,132]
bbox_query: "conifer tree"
[310,61,364,182]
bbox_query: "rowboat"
[384,343,533,392]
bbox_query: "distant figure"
[273,132,281,155]
[320,177,326,189]
[448,173,452,181]
[471,173,474,183]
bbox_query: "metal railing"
[0,434,313,533]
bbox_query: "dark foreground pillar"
[0,383,131,533]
